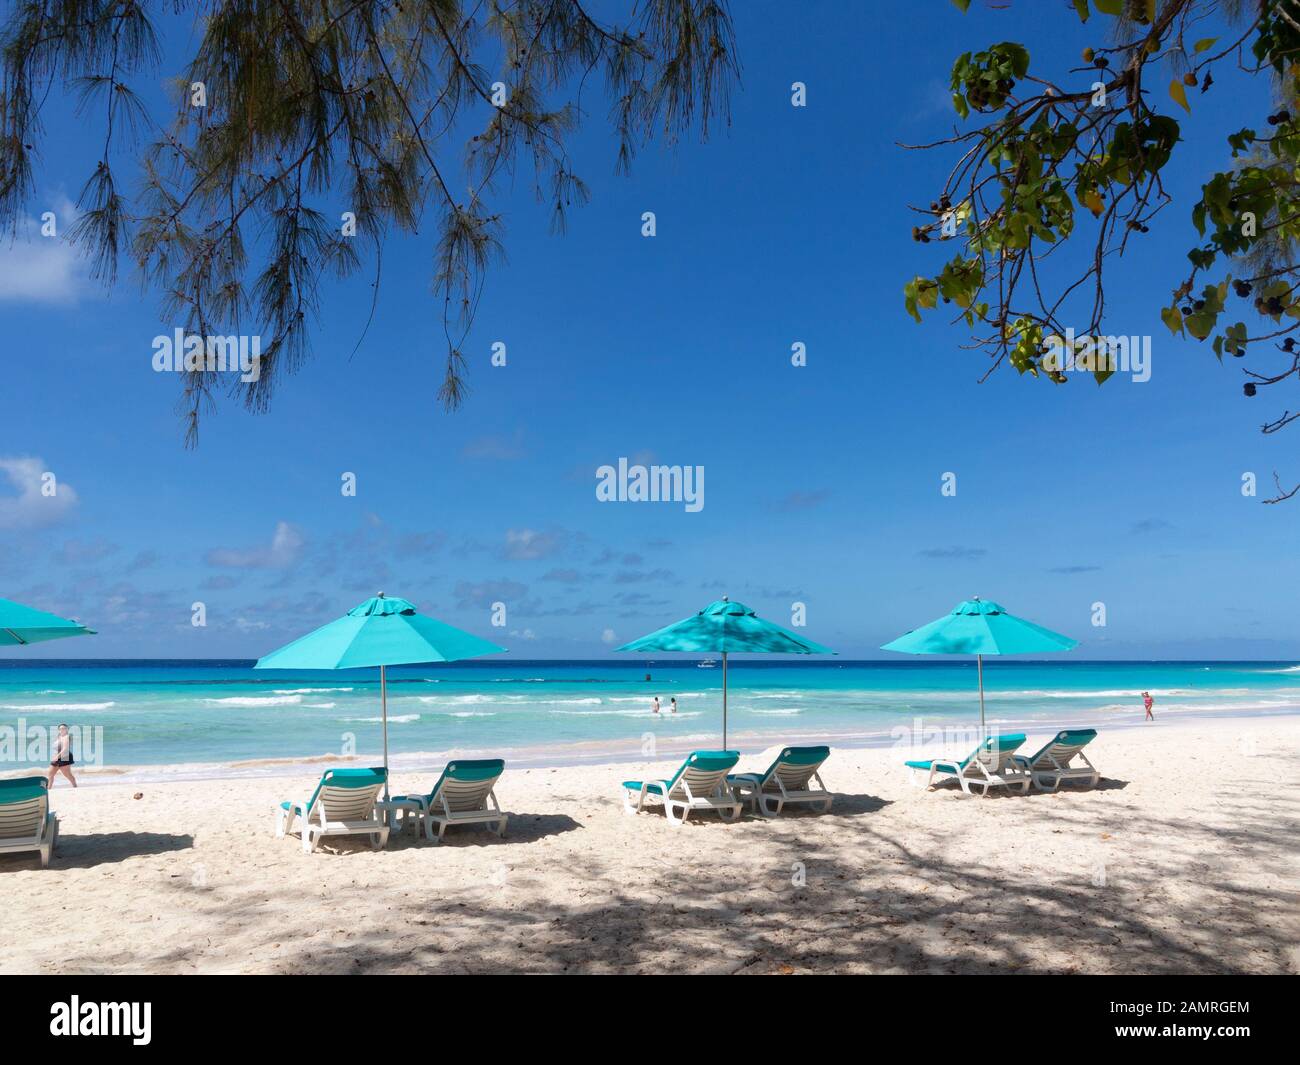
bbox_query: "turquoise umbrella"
[255,593,506,796]
[0,597,95,646]
[881,597,1077,733]
[616,596,835,747]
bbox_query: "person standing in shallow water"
[670,697,677,714]
[652,696,660,714]
[47,723,77,788]
[1142,691,1155,721]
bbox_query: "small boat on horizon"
[696,658,718,669]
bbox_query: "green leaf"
[1185,310,1217,340]
[1193,38,1217,54]
[1073,0,1090,22]
[1161,306,1184,336]
[950,0,971,9]
[1169,79,1190,113]
[1094,0,1123,14]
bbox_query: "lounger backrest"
[314,767,385,821]
[969,733,1026,773]
[430,759,505,812]
[0,777,49,842]
[760,746,829,792]
[1026,728,1097,770]
[668,750,739,800]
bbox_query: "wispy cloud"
[541,568,582,583]
[918,546,987,561]
[1131,518,1172,534]
[0,204,86,304]
[454,578,527,610]
[207,521,305,569]
[501,528,567,561]
[0,456,79,530]
[462,429,526,461]
[770,489,830,512]
[1048,564,1102,574]
[54,538,117,565]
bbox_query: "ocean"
[2,658,1297,784]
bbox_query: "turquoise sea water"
[1,659,1297,783]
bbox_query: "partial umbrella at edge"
[0,597,96,646]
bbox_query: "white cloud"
[207,521,305,569]
[0,203,87,305]
[502,528,564,560]
[601,627,617,645]
[0,456,79,529]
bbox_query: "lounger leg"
[664,800,685,827]
[496,814,508,837]
[626,783,657,816]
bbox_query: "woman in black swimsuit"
[47,723,77,788]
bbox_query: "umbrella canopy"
[881,597,1076,732]
[256,593,505,670]
[0,597,96,646]
[255,594,506,798]
[616,597,835,746]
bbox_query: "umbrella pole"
[381,664,390,801]
[722,651,728,748]
[977,653,986,735]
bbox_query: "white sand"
[3,717,1298,974]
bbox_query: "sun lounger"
[275,767,389,853]
[0,777,58,867]
[728,745,832,817]
[622,750,743,825]
[390,758,508,842]
[1013,728,1100,791]
[905,733,1031,796]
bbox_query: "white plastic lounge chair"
[1013,728,1100,791]
[622,750,743,826]
[728,745,833,817]
[0,777,58,867]
[390,758,508,842]
[905,733,1031,797]
[275,767,389,853]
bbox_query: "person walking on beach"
[47,724,77,788]
[670,697,677,714]
[1142,691,1155,721]
[652,696,660,714]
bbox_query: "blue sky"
[1,1,1296,660]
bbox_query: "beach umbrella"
[254,593,506,798]
[616,596,835,747]
[880,597,1076,733]
[0,597,95,646]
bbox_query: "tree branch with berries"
[905,0,1300,502]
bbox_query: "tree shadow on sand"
[47,781,1300,975]
[0,831,194,871]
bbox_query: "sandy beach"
[3,716,1298,975]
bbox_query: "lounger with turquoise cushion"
[390,758,507,842]
[0,777,58,867]
[904,733,1031,797]
[1013,728,1100,791]
[622,750,742,826]
[727,745,833,817]
[275,767,389,853]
